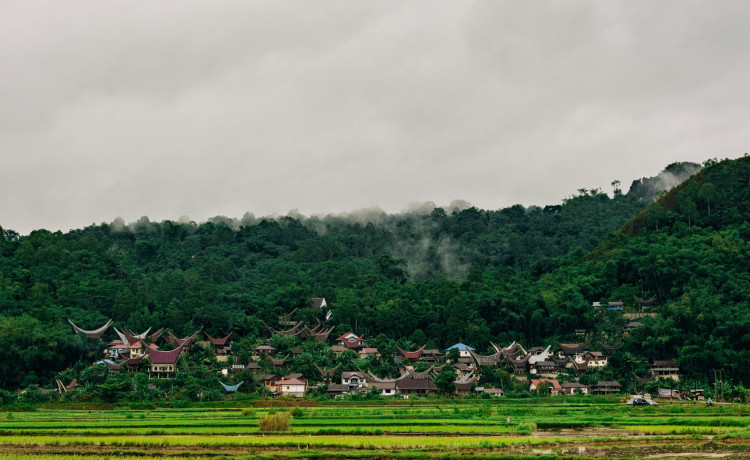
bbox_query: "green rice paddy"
[1,398,749,458]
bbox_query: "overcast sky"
[1,1,749,235]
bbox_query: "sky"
[1,1,749,235]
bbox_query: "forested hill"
[3,157,749,390]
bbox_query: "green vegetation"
[1,156,749,400]
[0,400,749,458]
[259,411,291,431]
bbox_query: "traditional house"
[396,378,436,397]
[592,381,622,395]
[529,360,558,376]
[144,344,185,379]
[276,378,306,398]
[124,356,146,373]
[454,362,474,377]
[624,322,644,334]
[369,381,397,396]
[454,373,478,395]
[575,351,607,368]
[421,349,444,362]
[475,387,504,397]
[312,297,327,309]
[96,360,122,374]
[527,345,553,365]
[556,342,589,358]
[561,382,589,395]
[330,345,347,357]
[290,348,304,358]
[315,364,341,384]
[253,345,276,358]
[245,362,262,373]
[650,360,679,381]
[68,319,114,339]
[634,295,657,310]
[529,379,562,396]
[260,374,277,389]
[359,347,379,358]
[326,383,350,398]
[469,344,504,367]
[205,332,233,360]
[395,344,426,363]
[270,355,289,369]
[336,332,365,349]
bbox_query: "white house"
[275,378,306,398]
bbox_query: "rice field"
[1,398,750,458]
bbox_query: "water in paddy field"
[525,440,750,458]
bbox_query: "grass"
[1,400,749,458]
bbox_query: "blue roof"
[445,343,475,351]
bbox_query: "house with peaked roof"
[396,378,436,397]
[592,381,622,395]
[561,382,589,395]
[529,379,562,396]
[370,381,397,396]
[650,360,679,381]
[276,377,306,398]
[205,332,233,360]
[359,347,379,358]
[341,371,367,389]
[145,344,185,379]
[336,332,365,349]
[529,360,558,376]
[445,343,475,359]
[394,344,426,363]
[312,298,327,309]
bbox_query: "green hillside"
[1,156,748,394]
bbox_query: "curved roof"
[396,344,426,360]
[145,343,185,364]
[445,343,475,351]
[205,331,233,346]
[68,319,113,339]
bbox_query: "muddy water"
[513,441,750,458]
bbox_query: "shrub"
[516,421,537,433]
[291,407,304,417]
[258,412,291,432]
[241,408,256,417]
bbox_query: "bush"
[171,399,192,409]
[291,407,304,417]
[515,421,537,433]
[241,408,256,417]
[258,412,291,432]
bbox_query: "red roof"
[145,343,185,364]
[530,379,561,390]
[205,332,233,346]
[396,344,426,360]
[276,378,306,386]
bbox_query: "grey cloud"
[1,1,749,235]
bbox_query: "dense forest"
[1,156,748,395]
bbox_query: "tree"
[433,368,457,396]
[698,183,718,216]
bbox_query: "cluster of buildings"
[61,296,679,399]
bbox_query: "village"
[52,297,686,401]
